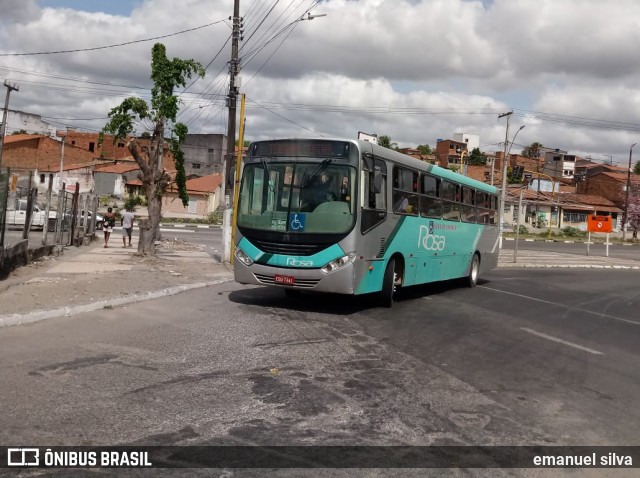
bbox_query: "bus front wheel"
[380,259,396,308]
[466,254,480,288]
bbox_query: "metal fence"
[1,170,100,248]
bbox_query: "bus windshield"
[237,162,357,234]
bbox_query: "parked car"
[78,211,104,230]
[500,222,515,233]
[4,199,57,232]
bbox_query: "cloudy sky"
[2,0,640,165]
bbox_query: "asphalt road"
[0,267,638,476]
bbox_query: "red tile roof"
[95,162,140,174]
[185,174,223,193]
[3,134,44,144]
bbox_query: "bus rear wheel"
[380,259,396,308]
[466,254,480,288]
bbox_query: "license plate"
[274,274,295,285]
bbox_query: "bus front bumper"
[234,261,356,295]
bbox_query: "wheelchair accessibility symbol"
[289,213,306,231]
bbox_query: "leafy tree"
[102,43,204,255]
[507,166,526,184]
[625,184,640,240]
[524,142,543,159]
[378,135,398,150]
[634,161,640,175]
[467,147,487,165]
[11,129,27,135]
[417,144,432,155]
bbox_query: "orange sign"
[587,215,612,233]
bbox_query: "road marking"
[479,286,640,326]
[520,328,604,355]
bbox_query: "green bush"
[159,213,222,225]
[123,195,140,211]
[207,211,223,224]
[561,226,586,238]
[517,225,529,235]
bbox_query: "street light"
[622,142,636,241]
[499,125,525,247]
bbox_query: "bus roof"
[250,137,499,195]
[358,139,498,195]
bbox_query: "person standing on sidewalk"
[121,207,135,248]
[103,207,116,248]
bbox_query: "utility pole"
[623,143,636,241]
[498,111,512,247]
[222,0,242,263]
[225,0,242,196]
[0,79,20,171]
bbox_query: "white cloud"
[1,0,640,163]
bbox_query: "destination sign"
[251,140,351,158]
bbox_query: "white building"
[0,109,56,137]
[452,133,480,152]
[542,151,576,179]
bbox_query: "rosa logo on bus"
[418,225,446,251]
[286,258,314,267]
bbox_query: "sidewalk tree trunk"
[102,43,204,255]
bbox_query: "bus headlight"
[321,252,356,274]
[235,248,254,266]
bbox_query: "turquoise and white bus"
[233,138,500,306]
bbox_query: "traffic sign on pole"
[587,215,612,233]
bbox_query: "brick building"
[58,130,153,161]
[582,171,640,209]
[1,134,95,193]
[434,139,467,168]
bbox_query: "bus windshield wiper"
[301,158,333,189]
[258,157,275,192]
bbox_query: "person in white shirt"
[121,208,135,248]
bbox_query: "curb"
[503,237,638,246]
[160,224,221,229]
[0,277,233,329]
[498,263,640,270]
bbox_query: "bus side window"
[361,157,387,234]
[441,180,461,221]
[420,174,441,218]
[392,166,419,215]
[461,187,476,223]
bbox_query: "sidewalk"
[498,249,639,269]
[0,236,233,328]
[1,237,638,329]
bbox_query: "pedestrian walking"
[103,207,116,248]
[121,207,135,247]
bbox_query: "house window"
[208,148,214,157]
[192,163,201,169]
[40,174,46,184]
[117,142,125,148]
[89,142,95,152]
[188,198,198,214]
[71,140,76,145]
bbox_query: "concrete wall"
[182,134,227,177]
[0,240,28,279]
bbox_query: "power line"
[247,96,324,137]
[0,19,226,56]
